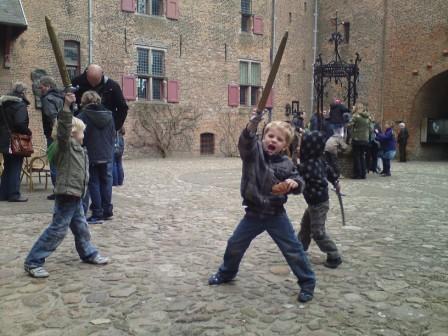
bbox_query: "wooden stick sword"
[256,31,289,115]
[45,16,74,90]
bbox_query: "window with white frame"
[137,0,164,16]
[136,47,166,100]
[240,60,261,106]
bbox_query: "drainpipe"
[88,0,93,64]
[270,0,276,65]
[310,0,318,114]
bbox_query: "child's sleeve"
[238,125,258,161]
[289,165,306,195]
[57,107,73,150]
[326,159,340,186]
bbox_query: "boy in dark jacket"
[77,91,115,223]
[209,111,316,303]
[298,131,343,269]
[24,93,108,278]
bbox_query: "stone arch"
[410,69,448,160]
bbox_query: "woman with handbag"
[0,82,32,202]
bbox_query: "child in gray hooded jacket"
[209,111,316,303]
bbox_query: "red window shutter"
[121,0,135,12]
[166,0,180,20]
[167,80,180,103]
[265,89,274,108]
[228,84,239,107]
[122,75,136,101]
[253,16,264,35]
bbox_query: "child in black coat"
[297,131,343,268]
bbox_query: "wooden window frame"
[239,60,261,107]
[136,46,166,101]
[136,0,164,16]
[64,40,81,81]
[241,0,252,33]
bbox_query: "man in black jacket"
[397,122,409,162]
[0,83,32,202]
[72,64,128,131]
[39,76,64,200]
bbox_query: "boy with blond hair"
[209,111,316,303]
[24,93,108,278]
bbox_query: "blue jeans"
[46,137,57,187]
[113,155,124,186]
[0,153,24,200]
[88,162,113,218]
[25,195,97,268]
[218,211,316,293]
[382,150,396,174]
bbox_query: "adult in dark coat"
[0,83,32,202]
[397,122,409,162]
[39,76,64,199]
[72,64,128,131]
[77,91,116,223]
[375,121,396,177]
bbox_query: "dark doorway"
[200,133,215,155]
[412,70,448,159]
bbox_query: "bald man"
[72,64,128,130]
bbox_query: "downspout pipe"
[268,0,276,121]
[310,0,318,114]
[88,0,93,64]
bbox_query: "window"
[343,21,350,43]
[241,0,252,32]
[239,61,261,106]
[64,41,80,81]
[136,47,166,100]
[200,133,215,155]
[137,0,164,16]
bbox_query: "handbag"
[0,103,34,157]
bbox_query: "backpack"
[47,141,58,164]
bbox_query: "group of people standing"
[0,64,128,277]
[0,64,128,212]
[308,99,409,179]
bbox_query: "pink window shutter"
[253,16,264,35]
[166,0,180,20]
[228,84,239,107]
[265,89,274,108]
[121,0,135,12]
[122,75,136,101]
[167,80,180,103]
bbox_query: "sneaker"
[46,194,56,200]
[380,173,391,177]
[87,216,103,225]
[25,266,49,278]
[208,272,233,285]
[324,256,343,269]
[84,254,109,265]
[298,290,314,303]
[8,197,28,202]
[102,215,113,221]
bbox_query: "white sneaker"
[85,254,109,265]
[25,266,49,278]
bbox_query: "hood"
[0,95,22,106]
[359,112,369,118]
[42,88,64,100]
[300,131,326,160]
[83,104,113,129]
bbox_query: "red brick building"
[1,0,447,159]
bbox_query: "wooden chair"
[21,147,51,192]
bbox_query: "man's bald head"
[86,64,103,87]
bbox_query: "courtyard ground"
[0,158,447,336]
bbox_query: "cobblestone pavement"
[0,158,447,336]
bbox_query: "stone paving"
[0,158,447,336]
